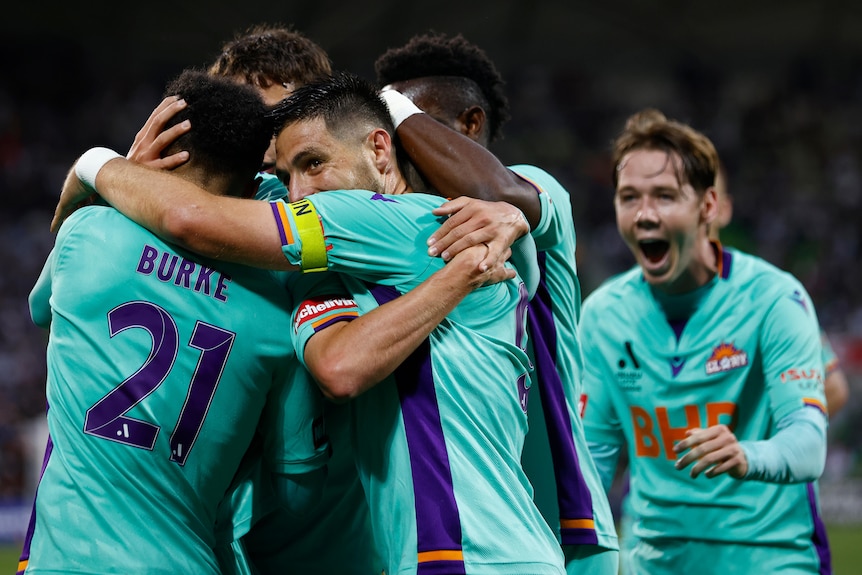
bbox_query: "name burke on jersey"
[136,244,231,302]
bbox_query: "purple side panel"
[368,284,466,575]
[17,431,54,574]
[807,482,832,575]
[528,254,597,545]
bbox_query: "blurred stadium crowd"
[1,43,860,511]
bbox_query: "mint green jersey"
[20,206,326,575]
[255,172,288,202]
[240,395,381,575]
[581,246,828,571]
[272,190,565,575]
[510,165,618,561]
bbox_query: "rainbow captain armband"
[270,199,328,272]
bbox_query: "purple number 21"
[83,301,235,466]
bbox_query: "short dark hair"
[611,108,718,194]
[208,23,332,90]
[269,71,394,142]
[162,68,272,180]
[374,31,510,142]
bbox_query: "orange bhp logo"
[705,342,749,375]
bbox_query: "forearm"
[396,114,542,227]
[740,408,827,483]
[92,157,292,270]
[306,253,482,400]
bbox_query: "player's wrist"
[380,89,423,129]
[75,147,122,190]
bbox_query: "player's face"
[615,148,714,294]
[274,117,384,202]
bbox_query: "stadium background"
[1,0,861,571]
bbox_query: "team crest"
[705,342,749,375]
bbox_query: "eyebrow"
[289,147,328,168]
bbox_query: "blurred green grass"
[3,523,861,573]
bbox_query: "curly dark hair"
[374,31,510,142]
[209,23,332,90]
[162,68,272,183]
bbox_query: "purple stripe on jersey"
[368,284,465,575]
[528,254,597,546]
[720,247,733,279]
[312,315,356,333]
[806,482,832,575]
[270,202,289,245]
[18,433,54,573]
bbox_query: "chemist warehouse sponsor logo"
[294,297,358,330]
[705,342,748,375]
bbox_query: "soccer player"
[54,72,565,574]
[17,69,330,575]
[124,27,509,574]
[580,108,831,574]
[373,32,619,574]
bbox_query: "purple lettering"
[174,258,196,289]
[157,253,179,281]
[214,273,231,302]
[137,245,159,275]
[195,267,215,295]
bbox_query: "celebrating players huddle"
[17,24,838,575]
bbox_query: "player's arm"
[821,332,850,417]
[672,409,827,482]
[382,89,541,228]
[53,149,295,270]
[675,285,828,482]
[29,249,55,329]
[825,368,850,417]
[579,299,626,492]
[304,243,513,401]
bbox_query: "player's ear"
[367,128,393,173]
[457,106,486,143]
[701,185,719,226]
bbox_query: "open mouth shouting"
[638,238,670,273]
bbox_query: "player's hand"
[51,164,99,232]
[673,424,748,479]
[427,197,529,272]
[126,96,190,169]
[447,242,515,289]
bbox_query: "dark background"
[2,0,861,504]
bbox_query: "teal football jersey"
[241,392,381,575]
[254,172,288,202]
[510,165,618,560]
[20,206,326,575]
[581,246,828,567]
[272,191,565,575]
